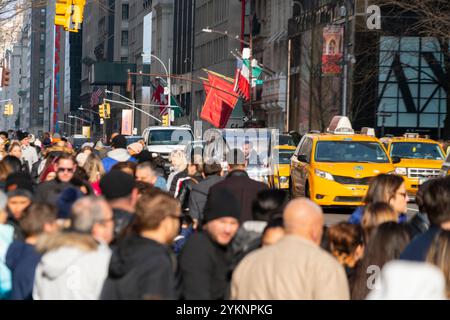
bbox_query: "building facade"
[29,6,47,135]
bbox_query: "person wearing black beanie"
[179,189,240,300]
[100,170,138,240]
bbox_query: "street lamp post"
[104,89,137,134]
[57,121,74,136]
[340,0,353,117]
[141,53,171,126]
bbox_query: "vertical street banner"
[321,25,344,76]
[53,26,62,133]
[121,109,133,135]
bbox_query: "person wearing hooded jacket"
[101,193,181,300]
[179,189,241,300]
[32,197,113,300]
[102,135,136,173]
[5,203,58,300]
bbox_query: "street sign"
[164,87,170,95]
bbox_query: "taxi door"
[291,137,313,198]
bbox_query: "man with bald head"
[231,198,349,300]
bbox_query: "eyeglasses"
[58,168,74,173]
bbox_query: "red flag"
[203,80,211,96]
[201,74,239,128]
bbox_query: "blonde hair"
[83,153,105,183]
[170,149,187,171]
[426,231,450,298]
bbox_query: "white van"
[142,126,194,163]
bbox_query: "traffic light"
[2,67,10,87]
[72,0,86,31]
[55,0,85,32]
[4,103,13,116]
[162,113,169,127]
[104,103,111,119]
[55,0,73,31]
[99,104,105,118]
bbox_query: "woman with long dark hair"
[351,222,410,300]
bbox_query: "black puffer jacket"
[101,234,180,300]
[179,232,233,300]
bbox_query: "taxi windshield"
[391,142,444,160]
[315,141,390,163]
[275,149,294,164]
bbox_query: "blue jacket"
[348,206,407,224]
[6,241,41,300]
[173,227,195,255]
[400,225,441,262]
[155,176,168,191]
[0,224,14,299]
[102,149,137,173]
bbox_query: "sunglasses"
[58,168,74,173]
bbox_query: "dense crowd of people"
[0,129,449,300]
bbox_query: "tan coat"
[231,235,350,300]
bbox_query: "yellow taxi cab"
[269,145,296,189]
[290,117,397,207]
[380,134,445,197]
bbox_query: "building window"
[40,33,45,41]
[377,36,447,130]
[39,94,44,101]
[122,4,129,20]
[40,58,44,65]
[39,82,44,89]
[38,106,43,113]
[40,9,45,16]
[121,31,129,46]
[120,56,128,63]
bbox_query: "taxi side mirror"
[391,156,401,164]
[297,154,308,163]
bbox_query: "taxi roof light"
[327,116,354,135]
[404,133,419,138]
[361,127,375,137]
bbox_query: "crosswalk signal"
[55,0,73,31]
[162,113,169,127]
[2,68,10,87]
[4,103,13,116]
[99,104,105,118]
[104,103,111,119]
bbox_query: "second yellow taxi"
[290,117,397,207]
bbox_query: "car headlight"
[395,167,407,176]
[279,176,288,184]
[315,169,334,181]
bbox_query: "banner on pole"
[321,25,344,76]
[121,109,133,135]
